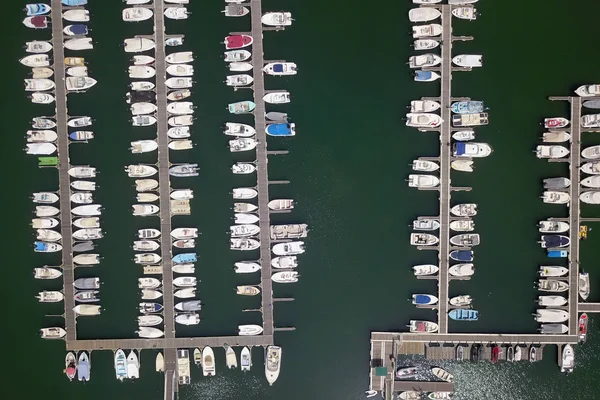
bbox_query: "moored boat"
[538,220,569,233]
[410,233,439,246]
[579,272,590,300]
[449,263,475,277]
[412,294,438,305]
[449,309,478,321]
[537,295,567,306]
[538,279,569,292]
[408,320,438,333]
[225,35,253,49]
[538,266,569,277]
[406,113,443,128]
[431,367,453,383]
[534,309,569,323]
[412,218,440,231]
[452,54,482,67]
[542,131,570,143]
[412,264,439,276]
[40,327,66,339]
[579,313,588,343]
[412,24,442,38]
[449,220,475,232]
[542,191,570,204]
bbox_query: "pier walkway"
[579,303,600,313]
[50,0,77,342]
[372,331,577,345]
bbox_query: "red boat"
[23,16,48,29]
[544,117,569,129]
[491,345,499,363]
[579,313,588,343]
[225,35,253,50]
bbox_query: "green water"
[5,0,600,399]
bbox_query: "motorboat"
[74,291,100,303]
[412,264,439,276]
[561,345,574,373]
[174,288,196,298]
[166,78,192,89]
[139,302,163,314]
[134,240,160,251]
[26,143,56,155]
[452,130,475,141]
[73,228,103,240]
[224,122,255,137]
[452,6,477,20]
[452,113,489,127]
[36,205,59,217]
[225,35,253,49]
[412,218,440,231]
[542,191,570,204]
[32,192,59,204]
[68,117,92,128]
[173,253,197,264]
[202,347,216,376]
[273,241,304,255]
[429,393,453,400]
[122,7,153,21]
[449,309,478,321]
[406,113,443,128]
[229,61,253,72]
[173,276,197,288]
[545,117,569,129]
[233,188,258,199]
[412,294,438,305]
[582,175,600,188]
[168,126,191,139]
[166,36,184,46]
[575,84,600,97]
[450,220,474,232]
[130,140,158,154]
[412,24,442,38]
[138,278,161,289]
[175,301,201,312]
[64,57,85,66]
[534,309,569,323]
[410,233,439,245]
[167,64,194,77]
[581,191,600,204]
[73,254,100,265]
[26,40,51,52]
[266,112,288,122]
[235,213,260,224]
[582,114,600,128]
[66,77,97,92]
[268,199,293,210]
[63,24,88,36]
[25,3,51,16]
[132,204,159,216]
[31,67,53,79]
[223,346,238,369]
[24,78,54,91]
[168,140,193,151]
[64,38,93,51]
[579,272,590,300]
[542,131,570,143]
[456,346,464,361]
[412,160,439,172]
[263,91,290,104]
[133,55,155,65]
[537,295,567,306]
[23,16,48,29]
[124,38,155,53]
[65,352,76,381]
[395,366,417,379]
[172,263,195,273]
[32,218,59,229]
[232,163,256,174]
[224,5,249,17]
[40,327,66,339]
[30,92,54,104]
[131,81,155,91]
[408,320,438,333]
[234,203,258,213]
[408,54,442,69]
[231,238,260,251]
[451,160,474,172]
[408,174,440,188]
[540,324,568,334]
[413,39,440,50]
[32,117,56,129]
[238,324,264,336]
[71,192,94,204]
[539,235,570,248]
[234,261,261,273]
[537,145,570,159]
[137,327,164,338]
[544,177,570,190]
[229,138,257,151]
[450,233,480,246]
[267,123,296,136]
[138,229,161,240]
[69,130,94,142]
[539,266,569,277]
[449,263,475,277]
[228,101,255,114]
[34,242,62,253]
[262,11,292,26]
[432,367,453,383]
[240,347,252,372]
[169,163,198,177]
[20,54,49,67]
[547,250,568,258]
[449,295,472,306]
[171,228,198,239]
[126,164,157,178]
[73,278,100,290]
[129,66,156,79]
[36,291,64,303]
[579,313,588,343]
[399,392,420,400]
[134,253,161,265]
[410,100,440,113]
[114,350,127,381]
[265,346,281,386]
[165,7,188,19]
[538,279,569,292]
[451,203,477,217]
[452,54,482,67]
[272,256,298,269]
[167,102,194,115]
[138,315,163,327]
[409,8,441,22]
[170,189,194,200]
[62,0,87,5]
[236,285,260,296]
[263,62,297,76]
[175,313,200,326]
[584,100,600,109]
[582,145,600,160]
[272,271,299,283]
[225,49,251,62]
[126,351,139,379]
[226,74,254,87]
[63,9,90,22]
[451,101,484,114]
[73,305,101,316]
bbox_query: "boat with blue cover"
[450,250,473,262]
[414,70,440,82]
[539,235,570,248]
[548,250,568,258]
[34,241,62,252]
[78,352,90,382]
[173,253,197,264]
[139,302,163,314]
[451,101,484,114]
[266,123,295,137]
[412,294,438,305]
[25,4,51,16]
[62,0,87,5]
[64,24,88,36]
[449,309,478,321]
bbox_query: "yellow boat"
[65,57,85,66]
[579,225,588,240]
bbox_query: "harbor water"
[5,0,600,399]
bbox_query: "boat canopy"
[69,24,88,35]
[454,142,467,155]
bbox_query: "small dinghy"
[535,309,569,323]
[412,218,440,231]
[450,233,480,247]
[225,35,253,49]
[64,38,93,51]
[166,51,194,64]
[412,294,438,305]
[539,266,569,277]
[73,254,100,265]
[171,228,198,239]
[432,367,454,383]
[412,160,439,172]
[544,117,569,129]
[224,49,252,62]
[234,261,261,273]
[173,277,197,288]
[263,62,298,76]
[543,177,570,190]
[124,38,155,53]
[167,64,194,77]
[542,131,570,143]
[176,313,200,325]
[232,162,256,174]
[405,113,442,128]
[408,320,438,333]
[538,295,567,306]
[449,295,472,306]
[122,7,153,22]
[272,271,299,283]
[409,8,441,22]
[72,204,102,216]
[138,315,163,327]
[537,145,569,159]
[449,263,475,277]
[63,9,89,22]
[408,174,440,188]
[412,24,442,38]
[231,238,260,251]
[236,285,261,296]
[228,101,255,114]
[579,272,590,300]
[542,191,570,204]
[410,100,440,112]
[452,54,482,67]
[451,203,477,217]
[538,220,569,233]
[233,188,258,199]
[272,256,298,269]
[395,366,417,379]
[135,179,159,191]
[538,279,569,292]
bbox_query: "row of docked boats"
[390,365,454,400]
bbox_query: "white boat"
[263,91,291,104]
[32,117,56,129]
[135,179,159,191]
[538,295,567,307]
[406,113,443,128]
[224,122,255,137]
[166,64,194,77]
[72,204,102,216]
[263,62,298,76]
[431,367,454,383]
[234,203,258,213]
[271,256,298,269]
[232,162,256,174]
[133,240,160,251]
[581,191,600,204]
[141,290,163,301]
[413,0,442,3]
[542,191,570,204]
[24,78,54,91]
[130,140,158,153]
[167,102,194,115]
[453,130,475,141]
[413,38,440,50]
[131,102,157,115]
[410,100,440,112]
[452,7,477,20]
[229,62,253,72]
[34,267,62,279]
[168,126,190,139]
[453,142,492,157]
[448,0,479,3]
[224,50,251,62]
[538,220,569,233]
[40,327,66,339]
[202,347,216,376]
[31,93,55,104]
[231,238,260,251]
[138,315,163,327]
[173,277,197,288]
[73,254,100,265]
[26,41,52,53]
[408,174,440,188]
[229,138,257,152]
[535,309,569,323]
[451,203,477,217]
[124,38,155,53]
[226,74,254,87]
[168,140,193,150]
[170,189,193,200]
[579,272,590,300]
[32,218,59,229]
[265,346,281,385]
[68,117,92,128]
[122,7,153,21]
[223,5,249,17]
[235,213,259,224]
[233,188,258,199]
[137,327,164,338]
[68,167,96,178]
[582,162,600,175]
[166,77,193,89]
[408,54,442,69]
[561,344,574,373]
[537,145,569,159]
[413,218,440,231]
[538,279,569,292]
[129,66,156,79]
[412,160,439,172]
[412,24,442,38]
[20,54,49,67]
[239,324,264,335]
[234,261,261,273]
[73,304,101,316]
[137,193,159,203]
[175,313,200,326]
[582,145,600,160]
[64,38,93,51]
[36,290,64,303]
[166,36,184,46]
[133,55,155,65]
[410,233,439,245]
[67,66,88,77]
[409,8,441,22]
[168,115,193,126]
[241,347,252,372]
[135,253,161,265]
[126,351,139,379]
[539,266,569,277]
[132,204,159,216]
[32,192,59,204]
[452,54,482,67]
[165,7,188,19]
[575,84,600,97]
[131,81,155,91]
[171,228,198,239]
[542,131,570,143]
[174,288,196,298]
[71,192,93,204]
[125,164,157,178]
[36,229,61,242]
[449,263,475,277]
[273,241,304,255]
[166,51,193,64]
[66,77,97,92]
[272,271,299,283]
[172,264,195,273]
[261,12,292,26]
[35,205,59,217]
[63,9,89,22]
[73,228,102,240]
[449,295,472,306]
[31,67,53,79]
[138,278,161,289]
[409,320,439,333]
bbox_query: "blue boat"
[450,250,473,262]
[25,3,51,16]
[34,241,48,252]
[77,352,91,382]
[548,250,568,258]
[62,0,88,6]
[414,70,440,82]
[173,253,197,264]
[266,123,296,137]
[412,294,438,305]
[64,24,88,36]
[449,309,479,321]
[451,101,484,114]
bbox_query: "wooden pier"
[50,0,77,342]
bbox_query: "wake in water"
[181,374,267,400]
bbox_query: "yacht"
[408,54,442,69]
[406,113,443,128]
[408,8,441,22]
[537,145,569,159]
[412,264,439,276]
[261,12,293,26]
[412,218,440,231]
[408,174,440,188]
[541,191,570,204]
[412,24,442,38]
[545,117,569,128]
[265,346,282,386]
[575,84,600,97]
[452,54,482,67]
[453,142,492,157]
